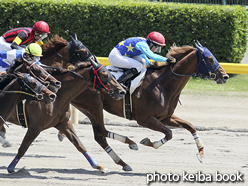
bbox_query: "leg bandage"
[83,152,98,169]
[105,146,120,163]
[108,132,126,143]
[193,133,204,150]
[153,137,167,149]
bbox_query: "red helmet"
[147,31,166,46]
[33,21,50,34]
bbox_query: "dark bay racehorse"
[4,37,125,173]
[0,71,57,147]
[40,36,229,171]
[0,58,61,146]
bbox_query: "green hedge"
[0,0,247,63]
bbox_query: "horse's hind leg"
[7,127,41,173]
[138,116,173,149]
[162,114,204,162]
[54,120,109,174]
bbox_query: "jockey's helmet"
[147,31,166,47]
[33,21,50,34]
[24,43,43,62]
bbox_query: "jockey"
[0,43,43,75]
[108,31,175,84]
[0,21,50,51]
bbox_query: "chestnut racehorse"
[4,36,125,174]
[40,37,229,171]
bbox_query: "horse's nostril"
[55,81,62,88]
[224,75,229,80]
[120,90,126,96]
[49,93,57,100]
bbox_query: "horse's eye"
[207,56,215,66]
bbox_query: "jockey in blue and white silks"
[0,43,42,73]
[108,31,174,84]
[0,49,25,72]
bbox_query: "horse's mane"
[148,44,195,69]
[42,35,68,57]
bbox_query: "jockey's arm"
[135,41,167,64]
[10,31,27,49]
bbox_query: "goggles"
[154,45,162,53]
[35,33,48,41]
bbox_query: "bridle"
[0,73,45,100]
[54,34,114,94]
[23,61,51,86]
[170,41,220,79]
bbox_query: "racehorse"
[0,57,61,145]
[45,37,229,171]
[0,71,57,147]
[4,36,126,174]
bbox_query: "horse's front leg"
[168,114,204,162]
[54,120,109,174]
[7,127,41,173]
[138,116,173,149]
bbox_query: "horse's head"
[88,56,126,100]
[67,34,126,100]
[15,72,56,103]
[68,33,93,64]
[195,41,229,84]
[21,59,62,92]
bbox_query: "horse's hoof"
[129,144,138,150]
[7,166,14,173]
[57,133,64,142]
[2,141,12,148]
[123,165,132,171]
[100,168,110,174]
[140,137,149,145]
[196,153,203,163]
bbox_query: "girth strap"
[123,91,132,120]
[16,101,28,128]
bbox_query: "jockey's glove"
[166,57,176,63]
[10,42,19,50]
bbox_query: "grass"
[182,74,248,97]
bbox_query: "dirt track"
[0,94,248,186]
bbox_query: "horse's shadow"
[0,166,147,180]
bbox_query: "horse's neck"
[0,80,22,120]
[55,68,91,105]
[172,50,198,76]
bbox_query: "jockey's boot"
[118,68,138,89]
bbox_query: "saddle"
[106,66,146,94]
[106,66,147,120]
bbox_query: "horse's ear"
[70,35,77,47]
[195,40,203,47]
[194,40,204,54]
[74,33,78,41]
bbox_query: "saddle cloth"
[106,66,147,94]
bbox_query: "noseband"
[23,61,51,86]
[0,73,45,100]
